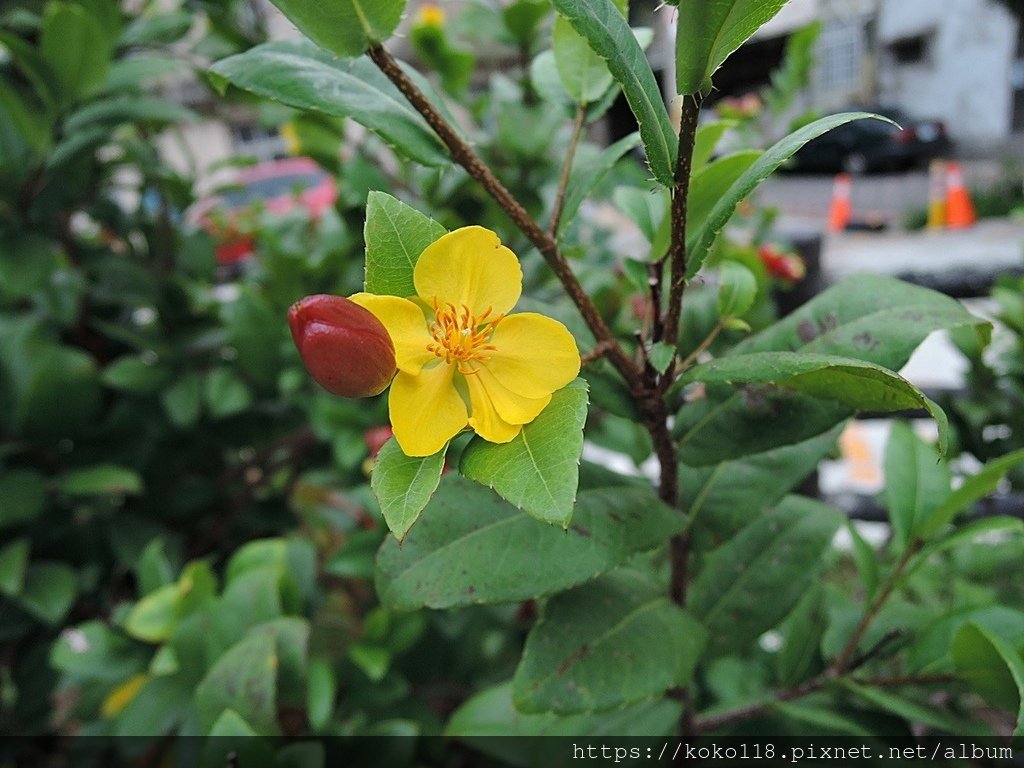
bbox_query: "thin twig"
[675,320,725,374]
[581,340,616,366]
[366,44,642,392]
[832,544,919,674]
[549,104,587,237]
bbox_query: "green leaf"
[848,522,880,601]
[840,680,969,733]
[550,0,676,186]
[210,41,447,167]
[123,584,179,643]
[64,96,197,133]
[205,367,253,420]
[51,620,149,681]
[513,570,706,714]
[953,624,1024,735]
[917,448,1024,540]
[306,658,336,732]
[40,2,111,103]
[201,709,276,767]
[372,437,446,542]
[647,342,676,375]
[16,562,76,625]
[686,114,893,278]
[692,119,737,171]
[0,538,29,597]
[58,465,144,497]
[461,379,589,527]
[675,0,789,95]
[556,133,641,236]
[774,585,826,687]
[161,372,202,428]
[912,606,1024,675]
[915,517,1024,568]
[681,426,841,541]
[267,0,404,57]
[613,185,668,243]
[0,469,46,529]
[196,631,279,735]
[16,346,102,441]
[690,496,844,656]
[446,682,681,759]
[101,356,170,393]
[677,275,986,465]
[688,150,760,246]
[684,351,950,454]
[363,191,447,297]
[375,476,685,610]
[716,260,758,318]
[883,423,951,549]
[772,699,875,738]
[553,13,615,104]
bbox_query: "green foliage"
[363,191,447,297]
[267,0,404,58]
[371,438,447,542]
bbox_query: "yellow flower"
[415,3,445,27]
[351,226,581,457]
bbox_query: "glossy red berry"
[288,295,396,398]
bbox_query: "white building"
[725,0,1024,149]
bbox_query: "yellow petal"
[414,226,522,317]
[465,362,552,426]
[350,292,434,375]
[485,313,581,399]
[464,371,525,444]
[101,674,149,718]
[389,363,467,456]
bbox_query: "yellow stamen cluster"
[416,3,445,27]
[426,299,502,373]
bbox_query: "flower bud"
[288,295,396,398]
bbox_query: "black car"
[788,107,951,174]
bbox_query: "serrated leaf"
[513,570,706,714]
[675,0,789,95]
[372,437,446,542]
[363,191,447,297]
[267,0,404,58]
[210,41,447,167]
[687,114,893,278]
[556,133,641,236]
[917,448,1024,540]
[375,476,684,610]
[690,496,844,656]
[550,0,676,186]
[461,379,588,527]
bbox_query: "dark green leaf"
[840,680,969,733]
[883,423,950,549]
[58,465,144,496]
[40,2,111,103]
[210,41,447,167]
[375,476,684,610]
[675,0,789,95]
[513,570,706,714]
[267,0,404,57]
[550,0,676,185]
[687,115,894,278]
[0,469,46,529]
[196,631,279,735]
[101,355,171,393]
[363,190,446,297]
[16,562,76,625]
[688,150,759,246]
[461,379,589,527]
[205,367,252,419]
[0,538,29,596]
[372,437,446,542]
[690,496,844,655]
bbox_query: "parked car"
[187,157,337,266]
[788,107,951,174]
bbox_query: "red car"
[188,157,338,265]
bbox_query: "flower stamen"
[426,298,503,369]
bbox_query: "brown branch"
[832,544,919,674]
[581,340,616,366]
[659,93,704,356]
[695,671,956,733]
[549,104,587,237]
[367,44,641,392]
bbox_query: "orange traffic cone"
[827,173,853,232]
[926,159,947,230]
[945,162,976,229]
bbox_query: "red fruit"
[288,295,396,398]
